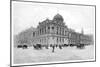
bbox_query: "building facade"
[32,13,93,46]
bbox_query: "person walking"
[52,45,55,53]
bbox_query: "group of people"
[17,43,85,53]
[33,43,85,52]
[50,45,63,52]
[33,44,67,53]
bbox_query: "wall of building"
[32,14,93,46]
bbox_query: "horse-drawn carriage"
[33,44,42,49]
[17,44,28,49]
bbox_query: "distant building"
[32,13,93,46]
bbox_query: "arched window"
[44,27,46,34]
[60,27,61,35]
[48,26,50,34]
[40,29,41,35]
[57,27,58,34]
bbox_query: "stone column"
[60,27,61,35]
[45,26,46,34]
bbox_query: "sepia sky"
[12,1,95,35]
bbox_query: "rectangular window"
[52,26,54,29]
[48,27,50,29]
[57,37,58,43]
[33,32,35,37]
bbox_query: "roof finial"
[57,9,59,13]
[56,7,59,14]
[81,28,84,34]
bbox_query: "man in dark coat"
[52,45,55,53]
[59,45,62,49]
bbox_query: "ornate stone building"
[32,13,93,46]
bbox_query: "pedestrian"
[52,45,55,53]
[59,45,62,49]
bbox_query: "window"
[44,27,46,34]
[40,39,41,42]
[41,28,43,34]
[40,29,41,35]
[62,38,64,42]
[56,27,58,34]
[52,37,54,39]
[60,27,61,35]
[57,37,58,43]
[48,27,50,29]
[33,32,35,37]
[60,37,61,42]
[65,31,67,35]
[62,28,64,35]
[52,27,54,29]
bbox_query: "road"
[13,45,95,64]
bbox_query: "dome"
[53,13,64,21]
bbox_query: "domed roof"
[53,13,64,21]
